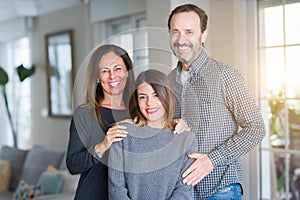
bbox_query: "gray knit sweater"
[108,123,198,200]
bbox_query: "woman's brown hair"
[83,44,135,126]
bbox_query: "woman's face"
[137,83,166,128]
[98,52,128,97]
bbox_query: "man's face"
[169,11,207,64]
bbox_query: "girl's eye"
[138,95,147,100]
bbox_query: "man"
[167,4,266,199]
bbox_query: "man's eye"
[171,30,179,35]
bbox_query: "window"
[258,0,300,199]
[105,14,148,76]
[0,37,32,149]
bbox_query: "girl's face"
[137,83,166,128]
[98,52,128,97]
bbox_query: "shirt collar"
[176,50,208,82]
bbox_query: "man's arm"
[182,66,266,186]
[208,66,266,167]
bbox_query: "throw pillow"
[36,172,63,195]
[46,165,61,174]
[0,159,12,193]
[0,145,28,190]
[45,165,80,194]
[12,180,43,200]
[20,146,64,184]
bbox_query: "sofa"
[0,145,79,200]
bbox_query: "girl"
[108,69,197,200]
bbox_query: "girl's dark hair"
[129,69,175,128]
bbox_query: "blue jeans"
[206,183,243,200]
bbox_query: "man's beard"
[171,39,202,64]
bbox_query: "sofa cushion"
[20,146,64,185]
[0,192,13,200]
[60,170,79,194]
[37,172,63,195]
[0,160,12,193]
[12,180,43,200]
[33,193,75,200]
[59,153,67,170]
[45,165,79,194]
[0,145,28,191]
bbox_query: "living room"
[1,0,300,199]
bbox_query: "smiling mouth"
[108,81,120,88]
[178,46,189,51]
[146,108,159,114]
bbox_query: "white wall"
[90,0,146,23]
[30,4,90,150]
[0,18,27,41]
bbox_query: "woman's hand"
[95,125,128,155]
[173,119,191,134]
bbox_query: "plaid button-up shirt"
[168,51,266,199]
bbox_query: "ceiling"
[0,0,83,23]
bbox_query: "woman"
[108,69,197,200]
[66,44,135,200]
[66,45,188,200]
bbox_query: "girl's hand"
[173,119,191,134]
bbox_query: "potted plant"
[0,64,35,147]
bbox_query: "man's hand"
[182,153,214,186]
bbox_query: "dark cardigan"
[66,105,128,200]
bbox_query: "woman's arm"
[66,107,128,175]
[94,124,128,157]
[66,118,99,175]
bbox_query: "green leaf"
[0,67,9,85]
[16,64,35,82]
